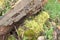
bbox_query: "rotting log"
[0,0,47,40]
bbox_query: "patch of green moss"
[17,11,50,40]
[8,35,16,40]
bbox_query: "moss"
[24,11,49,33]
[17,11,50,40]
[8,35,16,40]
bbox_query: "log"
[0,0,47,40]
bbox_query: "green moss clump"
[8,35,16,40]
[17,11,50,40]
[24,11,49,34]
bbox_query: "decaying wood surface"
[0,0,47,40]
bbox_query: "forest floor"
[8,0,60,40]
[7,0,60,40]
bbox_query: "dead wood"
[0,0,47,40]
